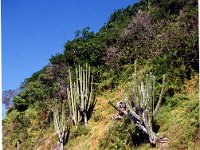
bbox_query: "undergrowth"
[99,118,149,150]
[156,93,199,149]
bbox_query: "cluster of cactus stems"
[53,100,70,150]
[67,63,94,128]
[53,64,94,149]
[124,62,166,145]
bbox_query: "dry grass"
[66,89,125,150]
[183,74,199,94]
[33,87,125,150]
[35,129,57,150]
[35,79,199,150]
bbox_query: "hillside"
[2,0,199,149]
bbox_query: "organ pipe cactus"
[67,68,80,128]
[53,100,70,150]
[68,63,94,127]
[124,62,166,145]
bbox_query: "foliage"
[70,125,90,139]
[2,0,199,149]
[2,109,30,149]
[149,0,197,21]
[49,53,66,65]
[24,66,46,83]
[156,94,199,149]
[3,89,19,109]
[99,118,149,150]
[63,27,104,67]
[13,81,47,111]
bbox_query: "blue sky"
[2,0,138,116]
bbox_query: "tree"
[3,89,19,109]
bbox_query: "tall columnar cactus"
[53,100,70,150]
[68,63,94,127]
[17,140,19,150]
[124,63,166,145]
[67,68,81,128]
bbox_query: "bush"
[13,96,29,111]
[99,118,149,150]
[156,94,199,149]
[71,125,90,139]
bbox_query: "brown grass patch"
[66,89,125,150]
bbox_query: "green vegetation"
[99,119,137,150]
[2,0,199,149]
[156,94,199,149]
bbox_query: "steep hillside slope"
[2,0,199,149]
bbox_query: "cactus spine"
[68,63,94,127]
[53,100,69,150]
[124,62,165,145]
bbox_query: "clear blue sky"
[2,0,138,116]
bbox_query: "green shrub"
[99,118,149,150]
[71,125,90,139]
[156,94,199,149]
[13,96,29,111]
